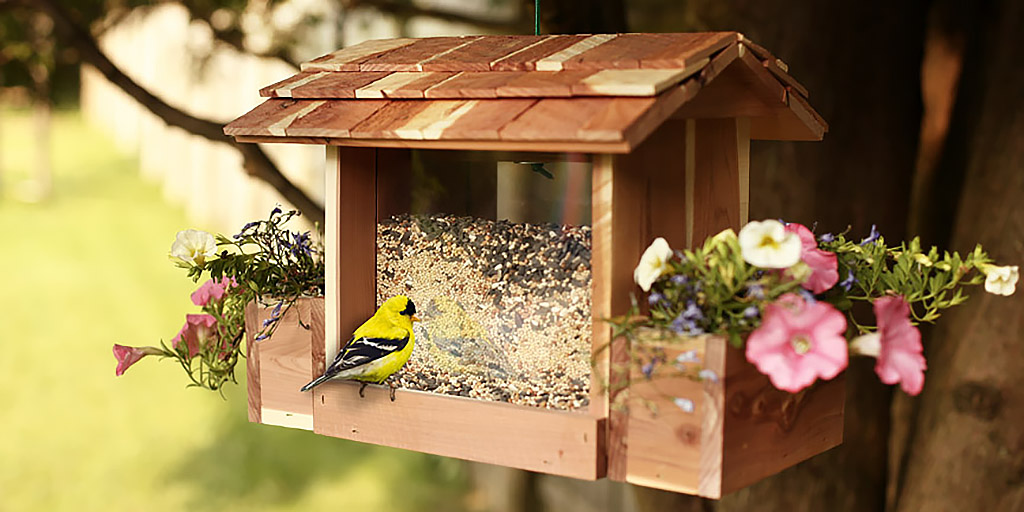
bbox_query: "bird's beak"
[412,315,422,323]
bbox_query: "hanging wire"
[534,0,540,35]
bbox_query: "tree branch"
[344,0,527,32]
[32,0,325,225]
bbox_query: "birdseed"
[377,213,592,411]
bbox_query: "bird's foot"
[358,382,368,398]
[389,380,397,402]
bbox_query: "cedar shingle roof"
[225,33,826,153]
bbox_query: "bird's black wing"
[300,335,410,392]
[328,335,410,373]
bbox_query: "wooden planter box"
[231,32,840,497]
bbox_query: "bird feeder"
[225,32,843,498]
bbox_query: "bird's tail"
[299,371,336,392]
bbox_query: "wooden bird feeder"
[225,32,843,498]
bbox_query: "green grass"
[0,109,468,512]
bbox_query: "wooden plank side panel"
[421,35,546,71]
[313,383,603,479]
[625,333,711,494]
[245,300,262,423]
[257,298,314,428]
[720,344,845,494]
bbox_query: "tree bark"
[30,0,325,225]
[894,0,1024,510]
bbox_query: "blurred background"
[0,0,1020,511]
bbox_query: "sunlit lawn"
[0,109,468,511]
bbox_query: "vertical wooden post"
[595,119,691,481]
[687,117,751,244]
[323,146,378,374]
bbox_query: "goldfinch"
[300,295,419,401]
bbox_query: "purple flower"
[670,274,688,286]
[641,359,657,379]
[859,224,881,245]
[818,232,835,243]
[797,288,818,304]
[746,283,765,300]
[676,350,700,364]
[647,292,665,306]
[698,369,719,383]
[839,269,857,291]
[743,306,760,318]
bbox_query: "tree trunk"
[894,0,1024,510]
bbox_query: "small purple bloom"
[797,288,818,304]
[859,224,881,245]
[670,274,688,286]
[255,333,269,341]
[818,232,835,243]
[682,302,703,322]
[641,359,657,379]
[674,397,695,413]
[698,369,719,383]
[262,317,279,328]
[647,292,665,306]
[743,305,760,318]
[676,350,700,364]
[746,283,765,300]
[839,269,857,291]
[271,206,282,216]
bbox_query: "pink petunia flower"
[852,296,927,395]
[112,344,161,376]
[190,277,238,307]
[746,293,848,393]
[785,223,839,294]
[172,314,218,358]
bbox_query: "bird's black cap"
[400,298,417,317]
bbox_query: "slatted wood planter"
[228,32,842,498]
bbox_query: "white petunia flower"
[738,220,802,269]
[171,229,218,267]
[849,332,881,357]
[634,237,674,292]
[983,265,1019,296]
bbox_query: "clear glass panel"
[376,151,592,411]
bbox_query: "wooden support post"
[687,117,750,245]
[595,118,690,481]
[324,146,378,368]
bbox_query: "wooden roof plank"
[639,32,739,69]
[536,34,618,71]
[498,97,620,141]
[224,99,311,136]
[571,64,705,97]
[436,99,538,139]
[301,38,417,72]
[423,71,521,99]
[495,70,596,97]
[420,35,546,71]
[390,100,478,139]
[358,36,482,72]
[260,72,328,98]
[491,35,589,71]
[558,33,680,70]
[353,72,457,99]
[287,71,390,99]
[348,100,436,139]
[284,99,389,138]
[576,97,659,141]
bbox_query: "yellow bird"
[300,296,419,401]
